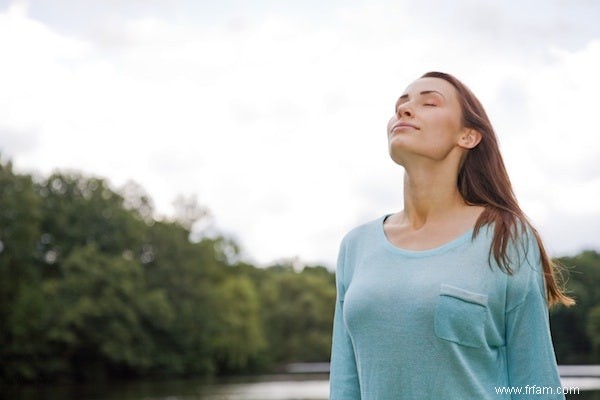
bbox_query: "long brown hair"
[421,71,574,307]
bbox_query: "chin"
[388,150,407,167]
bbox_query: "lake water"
[6,371,600,400]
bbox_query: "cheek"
[443,110,463,131]
[433,114,462,138]
[386,116,396,134]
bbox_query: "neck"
[401,162,466,229]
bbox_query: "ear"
[458,128,482,150]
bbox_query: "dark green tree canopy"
[0,160,336,384]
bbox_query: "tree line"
[0,160,334,384]
[0,159,599,384]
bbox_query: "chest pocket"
[434,284,488,348]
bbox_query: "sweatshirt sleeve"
[329,238,361,399]
[505,235,565,399]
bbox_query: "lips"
[391,121,419,132]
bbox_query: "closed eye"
[423,103,437,107]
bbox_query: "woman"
[329,72,574,399]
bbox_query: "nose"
[396,102,413,118]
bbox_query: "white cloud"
[1,0,599,267]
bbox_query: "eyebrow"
[397,90,446,102]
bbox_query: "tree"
[257,264,335,364]
[41,245,174,381]
[551,250,600,364]
[36,173,147,266]
[0,160,43,382]
[1,161,344,384]
[211,276,266,372]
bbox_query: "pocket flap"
[439,284,488,307]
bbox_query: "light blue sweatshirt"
[329,215,564,399]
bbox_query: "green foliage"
[587,305,600,356]
[551,250,600,364]
[211,276,266,372]
[37,172,147,263]
[0,161,44,382]
[42,245,174,380]
[0,159,337,384]
[256,264,336,364]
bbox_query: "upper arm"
[329,237,361,399]
[504,234,563,398]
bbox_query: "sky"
[1,0,600,268]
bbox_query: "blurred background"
[1,0,600,399]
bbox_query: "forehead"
[402,77,458,100]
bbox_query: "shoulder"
[339,214,387,249]
[336,215,387,286]
[504,224,547,310]
[473,221,546,308]
[475,219,541,273]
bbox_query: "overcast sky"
[2,0,599,268]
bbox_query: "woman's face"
[387,77,466,166]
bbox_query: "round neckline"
[378,214,474,257]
